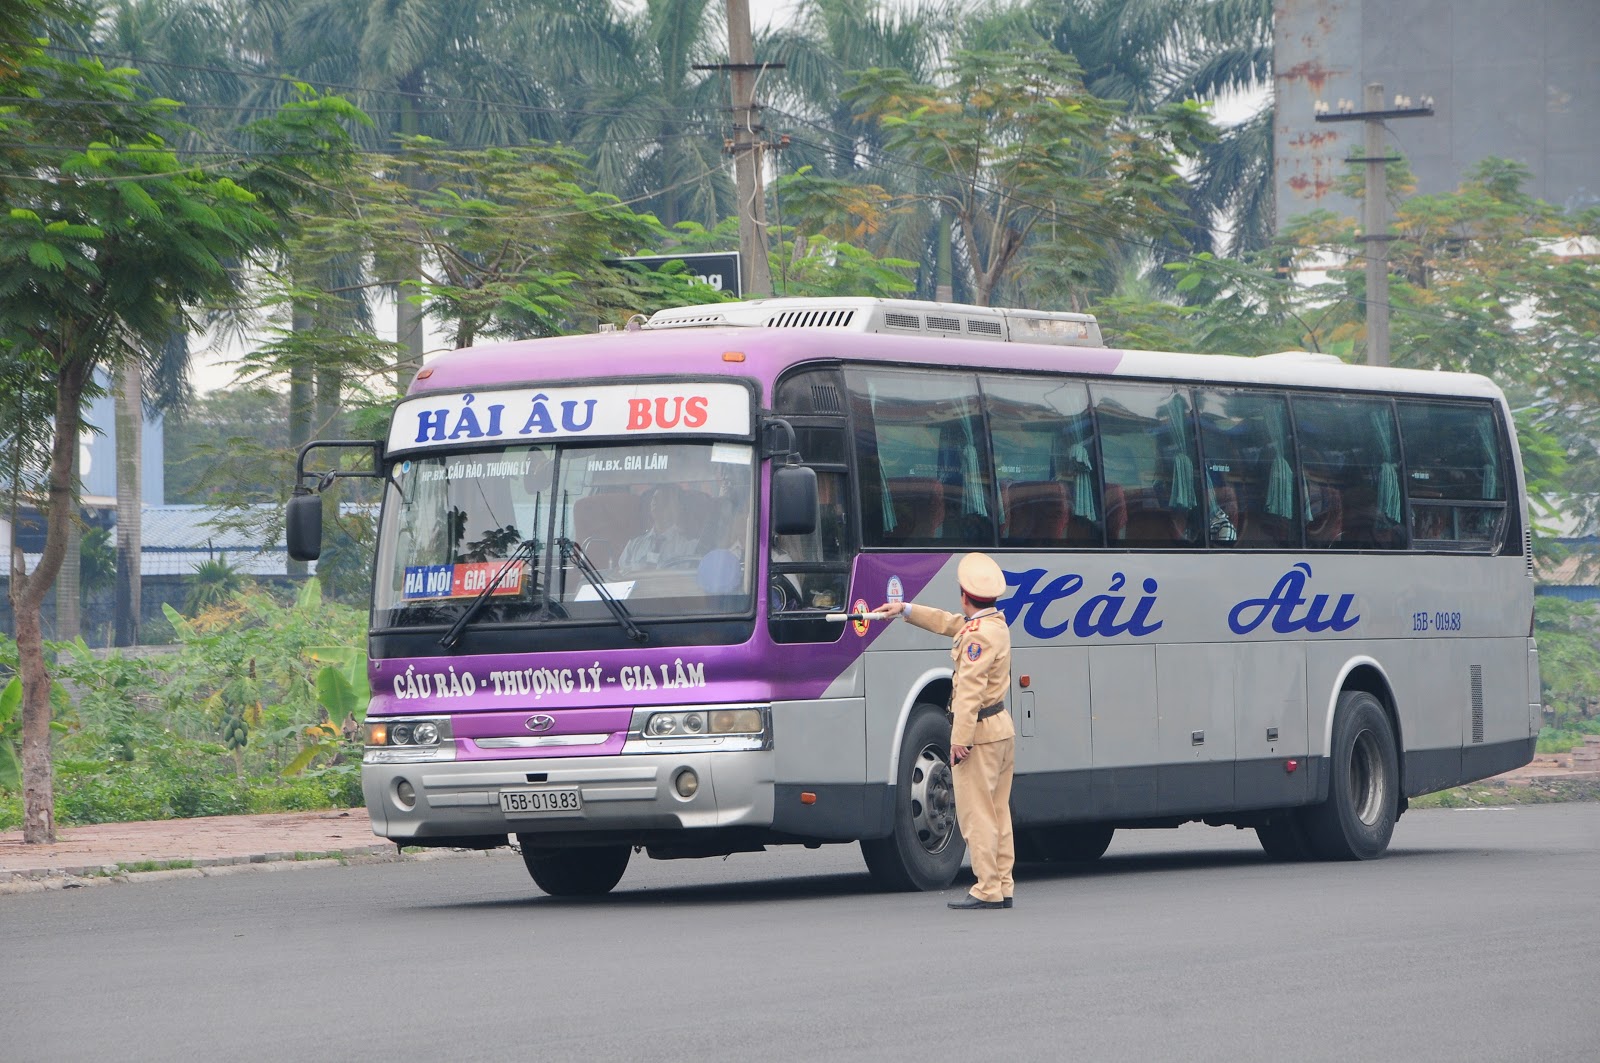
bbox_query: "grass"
[1410,776,1600,808]
[116,859,194,873]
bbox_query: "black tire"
[1300,690,1400,861]
[1255,813,1315,861]
[1019,824,1114,863]
[518,842,631,897]
[860,704,965,891]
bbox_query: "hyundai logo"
[525,714,556,733]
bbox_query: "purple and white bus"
[287,297,1538,896]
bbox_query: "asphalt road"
[3,804,1597,1063]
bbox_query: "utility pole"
[717,0,773,297]
[1315,83,1433,367]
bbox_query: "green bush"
[247,767,363,813]
[0,579,371,827]
[54,736,252,824]
[1537,719,1600,754]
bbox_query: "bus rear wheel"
[1017,824,1115,863]
[860,704,965,892]
[1300,691,1399,861]
[518,841,631,897]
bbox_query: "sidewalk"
[0,808,411,890]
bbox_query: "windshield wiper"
[438,537,540,649]
[557,536,646,643]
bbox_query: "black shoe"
[1002,897,1014,909]
[948,894,1005,910]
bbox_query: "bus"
[286,296,1539,896]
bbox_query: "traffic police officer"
[877,553,1015,910]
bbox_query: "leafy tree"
[524,0,732,231]
[1532,597,1600,729]
[164,386,290,504]
[1036,0,1276,259]
[304,139,726,349]
[0,42,363,842]
[846,46,1214,307]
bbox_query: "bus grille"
[1470,665,1485,743]
[1525,526,1534,577]
[810,384,844,414]
[766,309,857,329]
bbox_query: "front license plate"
[500,787,583,815]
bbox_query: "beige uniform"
[905,603,1015,903]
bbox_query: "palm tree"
[764,0,974,298]
[280,0,565,378]
[64,0,250,643]
[513,0,732,231]
[1037,0,1276,258]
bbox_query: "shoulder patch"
[966,642,982,661]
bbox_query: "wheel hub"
[909,744,956,854]
[1350,728,1387,826]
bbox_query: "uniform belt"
[947,703,1007,722]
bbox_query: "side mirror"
[286,491,324,561]
[771,465,818,536]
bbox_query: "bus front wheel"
[860,704,966,891]
[1301,691,1399,860]
[518,841,631,897]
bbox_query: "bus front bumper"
[362,749,776,843]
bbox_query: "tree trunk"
[288,298,314,579]
[53,472,80,640]
[13,359,91,843]
[113,360,142,646]
[394,91,426,385]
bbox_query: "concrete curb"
[0,844,499,896]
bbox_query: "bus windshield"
[373,440,756,630]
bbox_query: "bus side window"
[846,368,995,548]
[1396,400,1508,552]
[1091,382,1202,548]
[1292,396,1406,551]
[1195,389,1300,549]
[981,374,1101,549]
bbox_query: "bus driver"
[618,487,698,573]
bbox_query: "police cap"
[957,552,1006,602]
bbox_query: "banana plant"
[0,677,21,792]
[0,676,69,793]
[283,645,370,777]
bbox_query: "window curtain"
[1164,394,1197,509]
[1371,408,1402,523]
[869,380,896,533]
[1476,416,1499,500]
[959,406,988,516]
[1265,404,1295,518]
[1069,441,1097,521]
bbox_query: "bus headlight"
[364,717,456,764]
[367,718,451,747]
[645,709,763,737]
